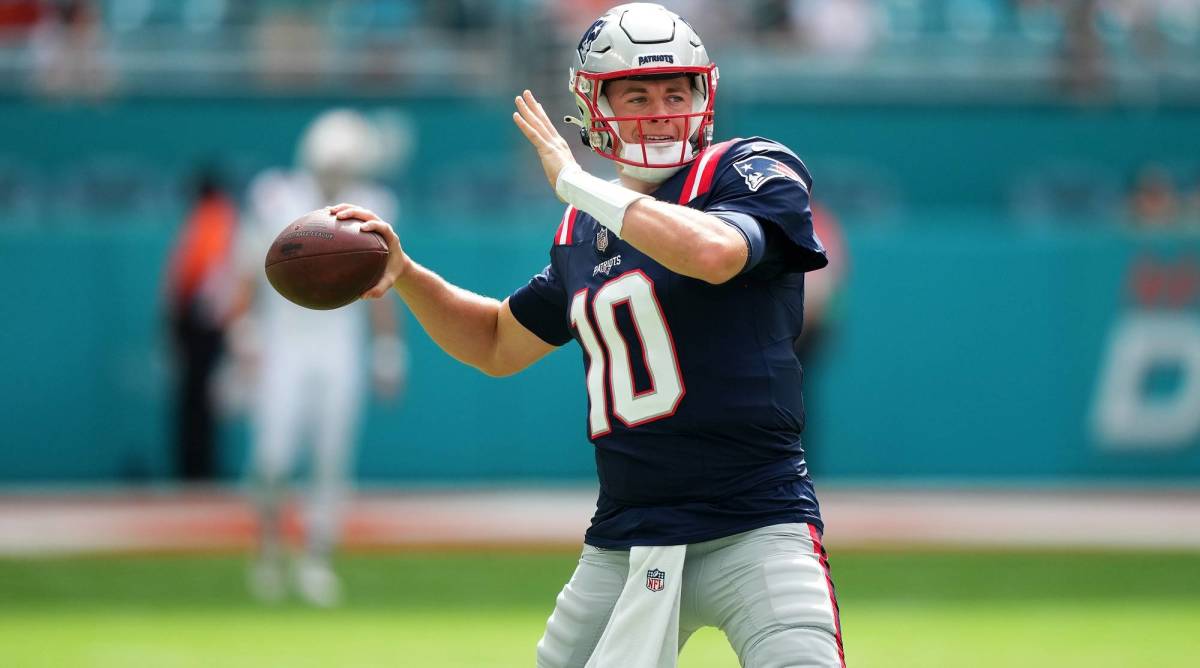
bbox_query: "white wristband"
[555,165,648,237]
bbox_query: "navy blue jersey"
[509,137,829,549]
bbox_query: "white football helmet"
[566,3,718,183]
[298,109,381,185]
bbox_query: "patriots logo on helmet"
[577,17,608,64]
[733,156,806,193]
[646,568,666,592]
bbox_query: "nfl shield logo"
[596,227,610,254]
[645,568,665,592]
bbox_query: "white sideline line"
[0,488,1198,556]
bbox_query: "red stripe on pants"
[808,524,846,667]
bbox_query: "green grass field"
[1,550,1198,667]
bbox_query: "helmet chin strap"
[616,141,691,184]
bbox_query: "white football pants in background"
[253,334,363,555]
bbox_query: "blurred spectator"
[1128,4,1168,62]
[1016,0,1064,43]
[29,0,112,99]
[1098,0,1195,62]
[234,109,407,607]
[791,0,881,57]
[1059,0,1109,99]
[164,167,240,481]
[254,7,323,89]
[546,0,632,35]
[0,0,1190,105]
[1010,161,1124,223]
[798,202,848,350]
[744,0,794,43]
[424,0,499,32]
[0,0,44,36]
[794,202,848,474]
[1128,164,1181,228]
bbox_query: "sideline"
[1,487,1198,556]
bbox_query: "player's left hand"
[512,89,580,197]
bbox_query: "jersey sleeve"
[508,262,572,346]
[702,139,828,273]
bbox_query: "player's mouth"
[638,134,677,143]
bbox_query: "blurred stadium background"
[1,0,1199,666]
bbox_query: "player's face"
[604,76,694,146]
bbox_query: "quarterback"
[336,3,843,666]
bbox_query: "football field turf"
[1,550,1197,667]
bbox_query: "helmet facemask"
[567,65,717,184]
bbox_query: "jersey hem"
[582,513,824,550]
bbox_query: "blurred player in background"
[335,3,843,665]
[233,109,408,607]
[163,166,239,481]
[793,201,847,476]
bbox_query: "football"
[264,208,388,310]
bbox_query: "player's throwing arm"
[330,203,554,377]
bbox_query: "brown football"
[264,209,388,310]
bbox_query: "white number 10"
[568,270,685,437]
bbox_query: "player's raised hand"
[329,203,410,299]
[513,89,580,196]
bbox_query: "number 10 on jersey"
[569,270,685,437]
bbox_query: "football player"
[336,3,843,665]
[236,109,407,607]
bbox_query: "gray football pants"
[536,523,845,668]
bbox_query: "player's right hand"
[329,202,410,299]
[513,89,580,196]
